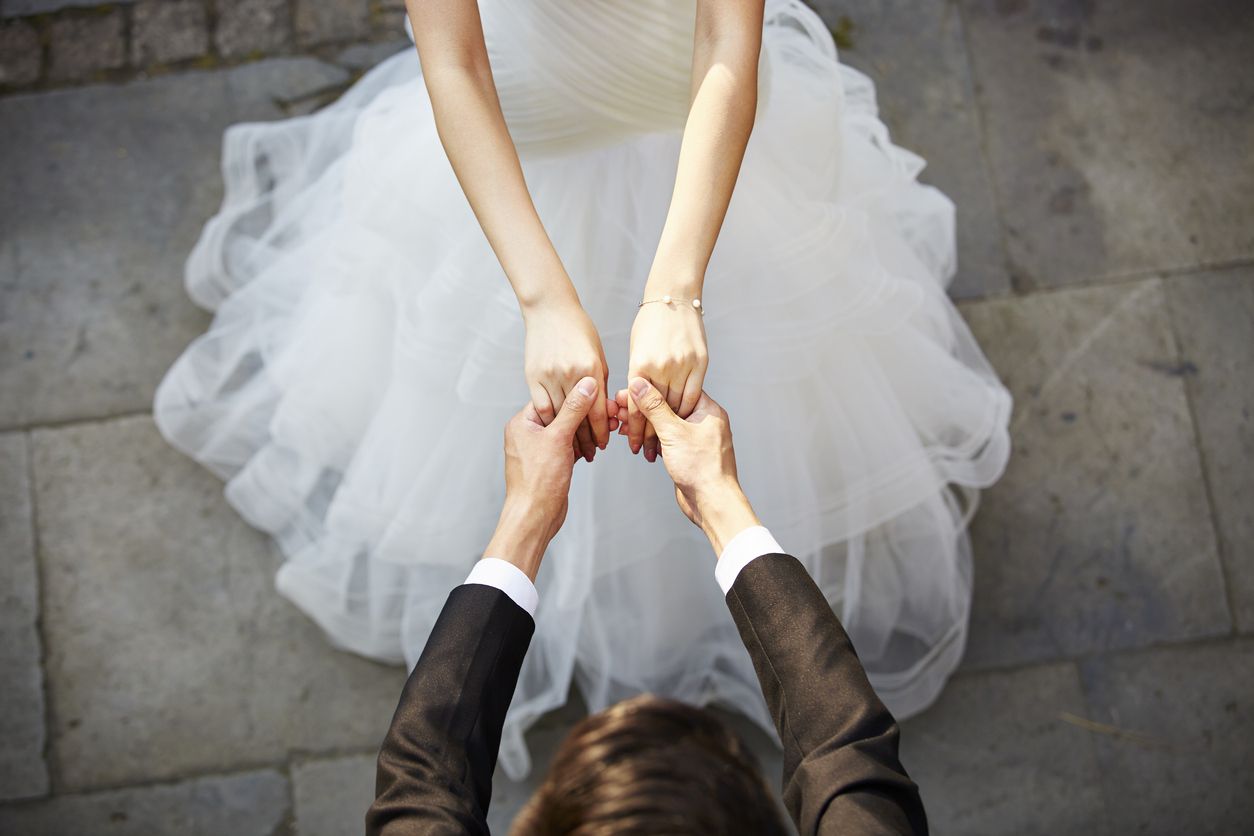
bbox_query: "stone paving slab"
[961,279,1229,669]
[30,415,406,791]
[0,19,40,87]
[215,0,292,60]
[292,753,376,836]
[0,432,49,801]
[0,0,126,16]
[47,8,126,82]
[0,58,349,431]
[0,768,288,835]
[1078,639,1254,834]
[1165,267,1254,633]
[810,0,1010,300]
[961,0,1254,290]
[130,0,209,67]
[900,663,1108,834]
[295,0,370,48]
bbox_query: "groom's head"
[513,694,788,835]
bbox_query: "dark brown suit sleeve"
[366,583,534,836]
[726,553,928,835]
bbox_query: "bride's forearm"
[409,1,580,317]
[645,3,763,298]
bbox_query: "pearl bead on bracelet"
[639,296,703,315]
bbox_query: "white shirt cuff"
[714,525,784,595]
[463,558,539,618]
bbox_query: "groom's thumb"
[552,377,599,435]
[628,378,679,432]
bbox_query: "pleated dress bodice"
[478,0,697,151]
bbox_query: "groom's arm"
[619,379,928,835]
[366,560,537,836]
[368,379,604,835]
[718,531,928,836]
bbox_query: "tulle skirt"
[155,0,1011,777]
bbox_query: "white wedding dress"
[155,0,1011,777]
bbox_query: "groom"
[366,377,928,835]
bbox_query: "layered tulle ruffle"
[155,0,1011,777]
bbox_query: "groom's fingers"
[628,377,682,439]
[552,376,600,439]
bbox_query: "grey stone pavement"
[1,0,1252,833]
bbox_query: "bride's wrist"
[643,267,704,301]
[520,287,584,324]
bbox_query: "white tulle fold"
[155,0,1011,777]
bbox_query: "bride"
[155,0,1011,777]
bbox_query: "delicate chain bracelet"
[638,295,704,316]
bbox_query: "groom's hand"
[485,377,614,580]
[619,378,760,555]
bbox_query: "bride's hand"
[626,299,708,462]
[524,300,611,462]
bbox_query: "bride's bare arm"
[627,0,765,460]
[406,0,609,459]
[654,0,764,295]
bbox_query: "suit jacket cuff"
[465,558,539,617]
[715,525,784,595]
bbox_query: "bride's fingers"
[604,391,621,434]
[616,389,631,436]
[570,400,595,462]
[665,379,683,413]
[564,382,596,462]
[614,388,629,432]
[588,385,609,451]
[646,379,683,463]
[578,418,597,462]
[678,374,702,419]
[626,376,646,454]
[531,384,557,426]
[643,382,667,463]
[542,380,579,456]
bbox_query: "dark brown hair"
[512,694,788,835]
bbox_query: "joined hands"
[523,297,708,465]
[488,373,757,581]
